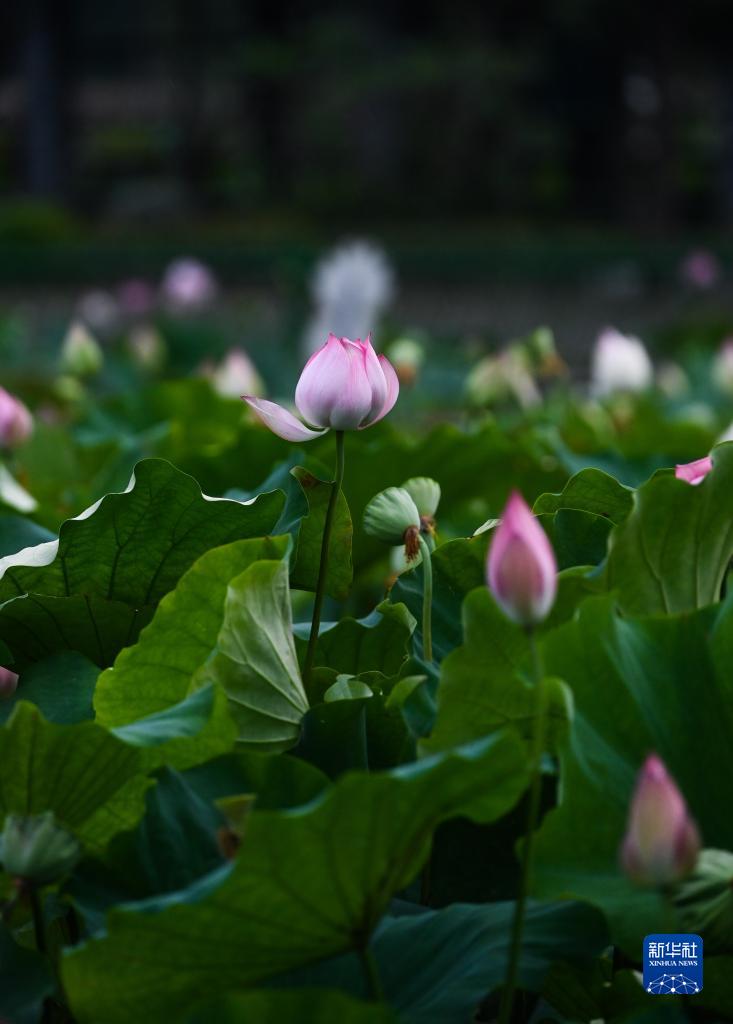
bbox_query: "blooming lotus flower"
[0,665,18,699]
[0,388,33,449]
[591,327,653,396]
[675,456,713,486]
[487,491,557,625]
[243,334,398,441]
[621,754,700,887]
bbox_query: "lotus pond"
[0,308,732,1024]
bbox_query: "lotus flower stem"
[359,942,384,1001]
[29,885,47,955]
[417,533,434,662]
[498,629,548,1024]
[303,430,345,693]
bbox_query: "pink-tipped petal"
[362,353,400,427]
[620,754,700,886]
[675,455,713,486]
[295,335,373,430]
[487,490,557,625]
[361,335,389,423]
[242,396,327,442]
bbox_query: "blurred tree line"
[1,0,732,232]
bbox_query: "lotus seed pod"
[402,477,441,518]
[363,487,421,546]
[0,811,80,884]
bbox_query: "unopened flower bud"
[363,486,421,558]
[0,811,80,884]
[0,666,18,699]
[0,387,33,449]
[60,322,103,377]
[212,348,264,399]
[487,491,557,625]
[621,755,700,887]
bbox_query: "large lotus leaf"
[207,556,309,751]
[0,650,98,725]
[604,441,733,615]
[534,594,733,953]
[0,459,284,668]
[534,467,634,524]
[0,702,150,853]
[185,989,397,1024]
[95,536,289,726]
[62,732,529,1022]
[275,900,608,1023]
[294,601,415,677]
[0,926,55,1024]
[421,587,572,755]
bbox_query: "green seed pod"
[0,811,80,884]
[402,477,441,518]
[363,487,420,546]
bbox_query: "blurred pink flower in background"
[0,666,19,699]
[0,387,33,448]
[487,490,557,625]
[118,279,156,319]
[162,258,217,312]
[621,754,700,886]
[675,455,713,485]
[244,333,398,441]
[680,248,721,290]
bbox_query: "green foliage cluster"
[1,365,732,1023]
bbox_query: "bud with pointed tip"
[0,666,18,699]
[621,754,700,887]
[0,811,80,884]
[0,388,33,449]
[675,455,713,486]
[487,491,557,625]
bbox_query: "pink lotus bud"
[487,491,557,625]
[0,387,33,449]
[0,666,18,699]
[675,455,713,486]
[243,333,399,442]
[621,754,700,887]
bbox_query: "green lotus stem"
[497,629,547,1024]
[417,533,433,662]
[29,885,47,955]
[303,430,345,694]
[359,942,384,1001]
